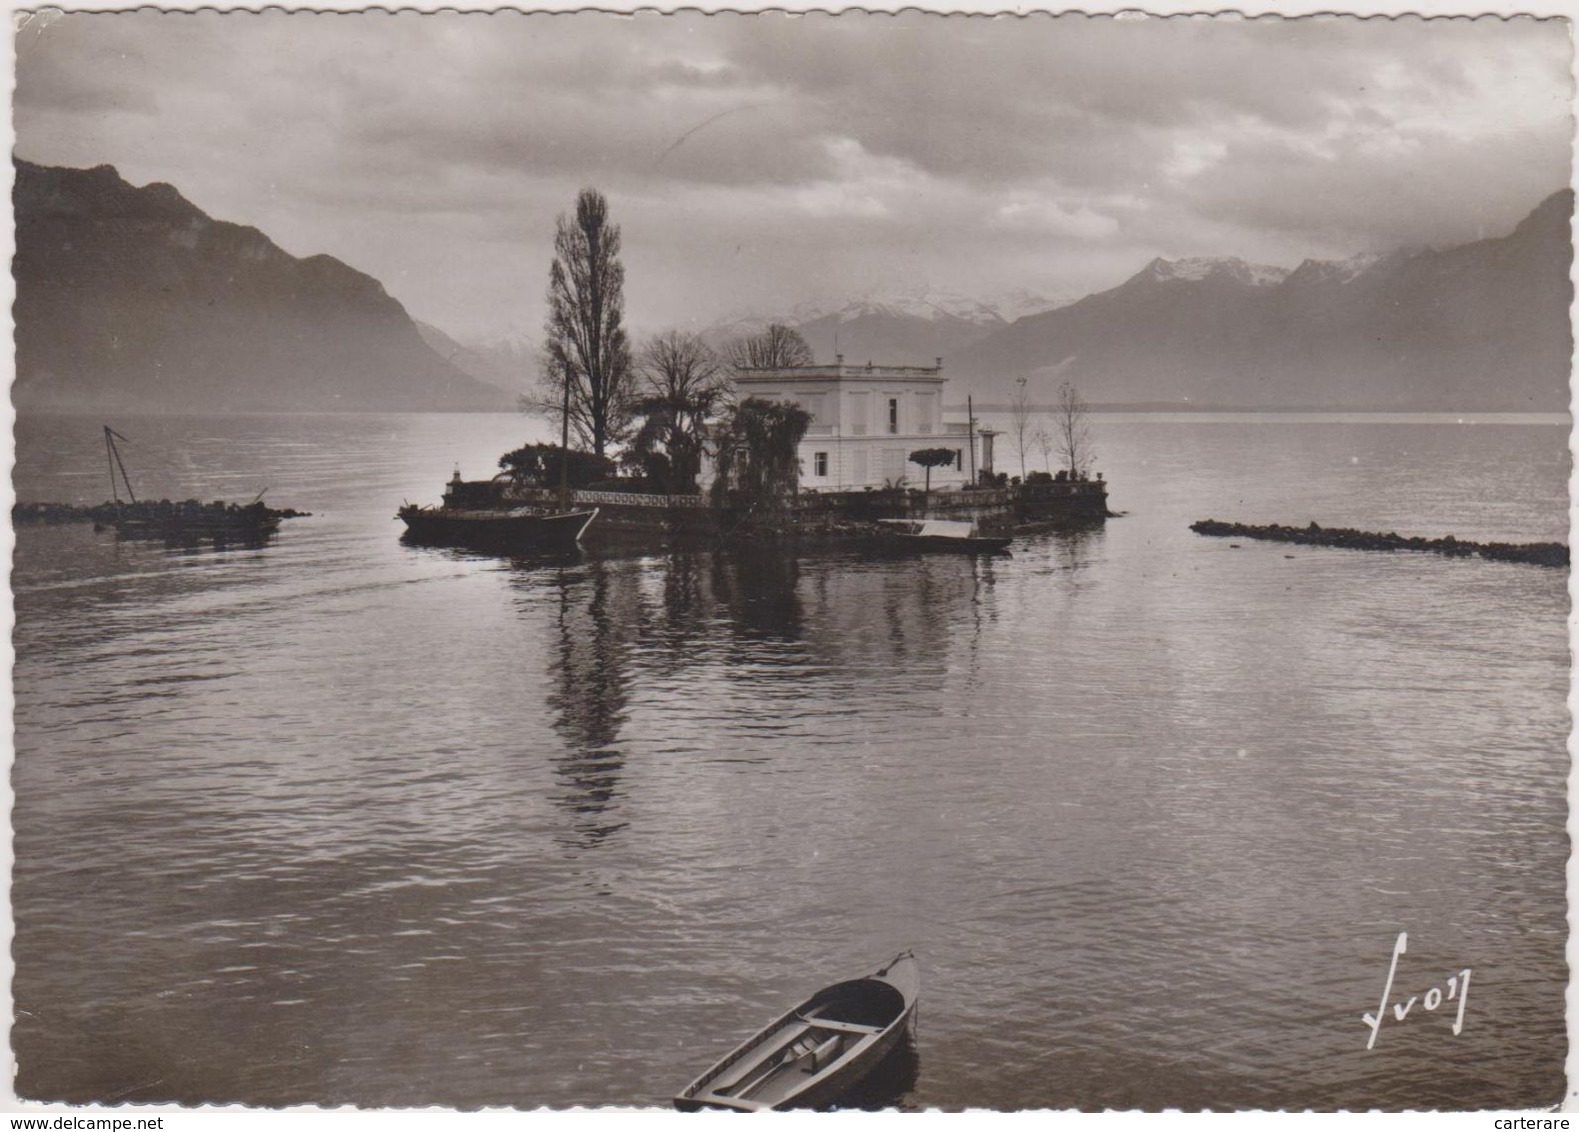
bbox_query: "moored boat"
[396,503,598,552]
[876,518,1012,554]
[674,951,919,1112]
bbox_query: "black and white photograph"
[7,4,1573,1113]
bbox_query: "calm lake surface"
[10,410,1570,1109]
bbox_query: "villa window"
[814,452,828,477]
[887,398,899,434]
[849,393,869,436]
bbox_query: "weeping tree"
[627,330,730,494]
[908,447,958,514]
[726,323,814,372]
[539,188,635,459]
[1054,380,1095,478]
[709,397,812,515]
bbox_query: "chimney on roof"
[836,354,844,366]
[936,357,943,369]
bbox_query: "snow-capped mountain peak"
[782,294,995,327]
[1284,252,1386,287]
[744,287,1070,331]
[707,287,1072,368]
[1142,256,1291,287]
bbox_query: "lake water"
[10,410,1571,1109]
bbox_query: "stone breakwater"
[14,500,312,525]
[1190,519,1568,569]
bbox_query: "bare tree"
[540,188,635,459]
[1008,376,1034,480]
[628,330,729,493]
[1032,423,1055,474]
[1054,380,1095,478]
[726,323,814,372]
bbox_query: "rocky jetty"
[15,500,311,526]
[16,499,311,549]
[1190,519,1568,569]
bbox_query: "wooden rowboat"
[875,518,1012,554]
[674,952,919,1112]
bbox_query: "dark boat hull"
[893,534,1012,554]
[675,953,919,1112]
[397,506,597,552]
[871,519,1012,554]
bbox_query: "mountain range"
[704,288,1069,371]
[414,321,538,398]
[950,193,1573,411]
[13,160,512,413]
[13,159,1571,415]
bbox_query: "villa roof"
[734,361,945,383]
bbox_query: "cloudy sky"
[14,11,1573,343]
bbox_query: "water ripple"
[10,412,1568,1109]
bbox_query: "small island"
[399,189,1108,557]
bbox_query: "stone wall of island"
[500,478,1110,541]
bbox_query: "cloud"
[13,10,1572,340]
[989,194,1121,240]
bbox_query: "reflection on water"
[10,412,1569,1110]
[827,1033,921,1111]
[543,557,632,849]
[712,544,804,642]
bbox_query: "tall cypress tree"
[543,189,634,459]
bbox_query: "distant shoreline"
[951,404,1572,424]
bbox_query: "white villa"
[730,357,988,491]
